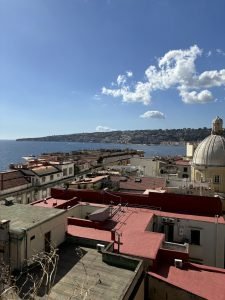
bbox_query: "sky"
[1,0,225,139]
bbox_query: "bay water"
[0,140,185,172]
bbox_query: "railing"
[161,241,189,253]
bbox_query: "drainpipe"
[215,215,218,267]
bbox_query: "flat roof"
[32,197,68,208]
[148,263,225,300]
[0,204,65,231]
[48,244,141,300]
[71,175,108,185]
[154,209,225,224]
[68,206,164,260]
[117,176,166,192]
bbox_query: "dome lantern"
[212,116,223,135]
[192,117,225,167]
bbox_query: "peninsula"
[16,127,218,144]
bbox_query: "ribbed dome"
[192,134,225,167]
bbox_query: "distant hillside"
[16,127,221,144]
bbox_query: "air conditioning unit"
[96,244,105,252]
[174,259,183,268]
[168,218,175,223]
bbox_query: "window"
[30,235,35,241]
[214,175,220,184]
[69,167,73,175]
[191,230,200,245]
[50,174,54,180]
[63,169,68,176]
[42,177,46,183]
[183,167,188,172]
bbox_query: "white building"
[0,204,67,270]
[191,116,225,197]
[153,211,225,268]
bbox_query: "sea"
[0,140,185,172]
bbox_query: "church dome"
[192,134,225,167]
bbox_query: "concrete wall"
[65,204,107,219]
[51,188,222,217]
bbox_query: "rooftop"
[32,197,69,208]
[0,170,30,191]
[31,165,61,176]
[47,243,142,300]
[149,262,225,300]
[71,175,108,185]
[118,176,166,192]
[0,203,65,231]
[68,205,164,260]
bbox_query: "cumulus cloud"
[102,45,225,105]
[140,110,165,119]
[179,88,213,104]
[95,125,115,132]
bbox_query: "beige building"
[69,175,109,190]
[0,204,67,270]
[191,116,225,195]
[0,170,33,204]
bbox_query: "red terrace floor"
[32,198,68,208]
[149,263,225,300]
[67,207,164,260]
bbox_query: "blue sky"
[1,0,225,139]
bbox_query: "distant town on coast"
[16,126,221,144]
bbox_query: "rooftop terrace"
[47,243,142,300]
[68,205,164,260]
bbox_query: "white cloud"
[126,71,133,77]
[197,70,225,88]
[102,45,225,105]
[140,110,165,119]
[206,51,212,57]
[216,49,225,56]
[95,125,115,132]
[179,88,213,104]
[117,74,127,86]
